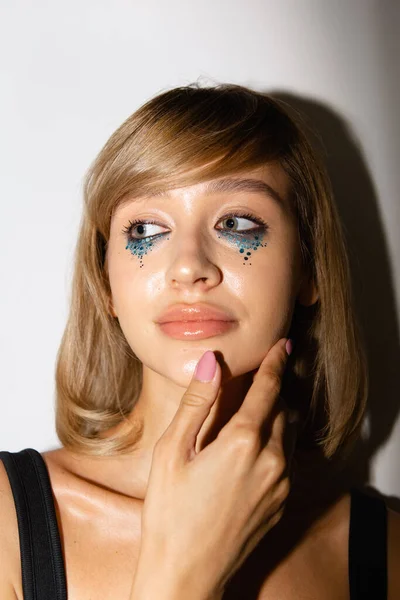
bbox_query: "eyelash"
[121,211,269,243]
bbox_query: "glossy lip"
[157,320,238,340]
[155,302,237,324]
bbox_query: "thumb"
[164,351,221,463]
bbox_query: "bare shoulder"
[387,504,400,600]
[0,459,21,599]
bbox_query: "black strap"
[0,448,67,600]
[349,487,388,599]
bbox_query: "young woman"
[1,83,399,600]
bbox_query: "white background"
[1,1,399,505]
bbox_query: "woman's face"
[107,163,304,387]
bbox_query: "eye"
[122,219,166,242]
[121,211,269,243]
[216,212,267,234]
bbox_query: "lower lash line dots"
[125,230,268,269]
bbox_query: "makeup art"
[216,229,268,266]
[122,212,269,268]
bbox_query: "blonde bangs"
[85,85,297,240]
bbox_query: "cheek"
[242,246,299,327]
[107,249,141,318]
[108,267,152,355]
[107,251,162,337]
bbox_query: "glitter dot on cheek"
[125,236,166,268]
[217,230,268,265]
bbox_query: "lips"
[155,302,236,324]
[157,319,237,340]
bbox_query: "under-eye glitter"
[217,229,268,265]
[123,212,269,268]
[125,235,169,268]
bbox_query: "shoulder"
[0,457,21,598]
[387,504,400,600]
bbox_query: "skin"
[104,162,316,496]
[1,162,399,599]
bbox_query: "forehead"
[117,163,291,215]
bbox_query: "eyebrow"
[139,178,286,209]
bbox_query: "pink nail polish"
[194,351,217,382]
[285,339,294,356]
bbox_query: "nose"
[166,232,222,292]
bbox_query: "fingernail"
[194,351,217,382]
[285,339,294,356]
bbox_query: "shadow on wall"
[270,91,400,512]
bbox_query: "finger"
[255,405,299,480]
[159,350,221,464]
[283,410,300,469]
[262,405,299,467]
[236,338,289,427]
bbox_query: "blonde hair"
[55,82,368,460]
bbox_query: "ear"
[297,271,319,307]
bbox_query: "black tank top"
[0,448,388,599]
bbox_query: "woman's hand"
[131,338,297,600]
